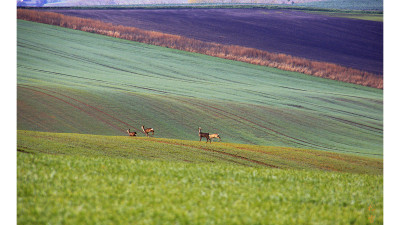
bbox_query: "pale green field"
[17,20,383,158]
[304,10,383,22]
[297,0,383,11]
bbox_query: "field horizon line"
[17,5,383,14]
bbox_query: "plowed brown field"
[49,8,383,75]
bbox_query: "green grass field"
[17,131,383,224]
[16,18,383,224]
[17,20,383,158]
[303,10,383,21]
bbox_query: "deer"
[127,129,137,137]
[141,125,154,137]
[198,127,211,143]
[209,133,221,142]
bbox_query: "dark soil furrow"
[147,139,279,168]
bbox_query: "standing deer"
[127,129,137,137]
[198,127,210,143]
[141,125,154,137]
[209,133,221,142]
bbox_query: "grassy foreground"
[17,131,383,224]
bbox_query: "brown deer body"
[209,133,221,142]
[198,127,210,143]
[142,125,154,137]
[127,129,137,137]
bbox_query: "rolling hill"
[17,19,383,158]
[17,130,383,174]
[17,130,383,224]
[16,16,383,225]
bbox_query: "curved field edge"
[17,19,383,157]
[17,142,383,225]
[17,9,382,88]
[17,130,383,175]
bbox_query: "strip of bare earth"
[17,9,382,89]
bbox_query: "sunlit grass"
[18,130,383,174]
[17,147,383,224]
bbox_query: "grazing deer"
[198,127,210,143]
[141,125,154,137]
[209,133,221,142]
[127,129,137,137]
